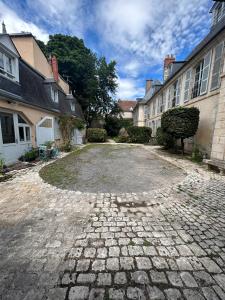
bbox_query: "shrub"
[104,116,121,137]
[0,156,4,175]
[191,146,203,163]
[127,126,152,144]
[156,127,175,149]
[60,142,72,152]
[23,149,38,162]
[116,135,130,143]
[161,107,200,154]
[87,128,107,142]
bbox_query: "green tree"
[161,107,200,155]
[42,34,118,125]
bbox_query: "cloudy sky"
[0,0,212,99]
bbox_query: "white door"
[0,111,32,164]
[36,117,54,146]
[72,129,83,145]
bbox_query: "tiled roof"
[118,100,137,112]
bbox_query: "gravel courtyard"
[0,144,225,300]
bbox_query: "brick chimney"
[145,79,153,94]
[51,55,59,82]
[163,54,175,81]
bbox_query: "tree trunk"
[181,138,184,156]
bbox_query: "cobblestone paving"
[0,147,225,299]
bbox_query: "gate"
[36,117,54,146]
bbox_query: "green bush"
[191,146,203,163]
[116,135,130,143]
[87,128,107,142]
[0,156,4,175]
[23,149,38,162]
[104,116,121,137]
[156,127,175,149]
[60,142,72,152]
[161,107,200,154]
[127,126,152,144]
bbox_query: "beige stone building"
[117,100,137,120]
[134,1,225,162]
[0,29,84,164]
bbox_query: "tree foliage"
[127,126,152,144]
[161,107,200,154]
[41,34,118,125]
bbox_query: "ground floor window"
[0,112,15,144]
[18,115,31,143]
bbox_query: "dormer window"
[70,101,75,112]
[212,2,225,26]
[0,50,16,80]
[50,86,59,103]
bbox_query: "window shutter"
[200,51,211,95]
[211,42,224,91]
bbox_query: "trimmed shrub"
[116,135,130,143]
[22,149,38,162]
[87,128,107,142]
[156,127,175,149]
[127,126,152,144]
[161,107,200,154]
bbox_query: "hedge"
[156,127,175,149]
[127,126,152,144]
[87,128,107,142]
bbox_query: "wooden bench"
[204,159,225,175]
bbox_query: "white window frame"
[70,101,76,112]
[0,49,16,81]
[184,69,192,102]
[200,51,211,95]
[17,115,31,144]
[210,42,224,91]
[51,86,59,103]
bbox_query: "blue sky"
[0,0,212,99]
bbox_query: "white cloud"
[123,60,142,78]
[26,0,86,37]
[0,1,49,42]
[117,77,145,99]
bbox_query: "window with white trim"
[50,86,59,103]
[0,50,16,80]
[70,101,75,112]
[212,2,225,26]
[192,51,211,98]
[184,69,192,102]
[211,42,224,91]
[169,79,181,107]
[18,115,31,143]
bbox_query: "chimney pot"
[2,21,7,34]
[145,79,153,94]
[51,55,59,82]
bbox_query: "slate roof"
[118,100,137,112]
[0,59,84,120]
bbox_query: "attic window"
[213,2,225,25]
[70,101,75,112]
[50,86,59,103]
[0,50,15,80]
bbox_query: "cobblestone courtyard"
[0,145,225,299]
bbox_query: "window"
[17,115,31,143]
[158,94,165,113]
[192,52,211,98]
[211,42,224,91]
[169,79,181,107]
[0,50,15,79]
[0,112,15,144]
[70,101,75,112]
[213,2,225,25]
[51,86,59,103]
[184,69,192,102]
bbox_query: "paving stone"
[92,260,105,271]
[109,246,120,257]
[68,248,83,259]
[143,246,157,256]
[149,270,168,284]
[167,271,183,287]
[176,245,193,256]
[127,287,146,299]
[183,289,205,300]
[213,274,225,291]
[109,288,125,300]
[114,272,127,285]
[107,258,119,271]
[97,248,107,258]
[120,257,135,270]
[147,286,165,299]
[84,248,96,258]
[164,288,182,300]
[152,257,169,269]
[69,286,89,300]
[128,246,144,256]
[89,288,105,300]
[97,273,112,286]
[200,258,222,273]
[176,258,193,271]
[180,272,198,287]
[76,259,90,272]
[202,287,220,300]
[77,273,96,284]
[131,271,149,284]
[193,271,215,285]
[213,285,225,299]
[135,257,152,270]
